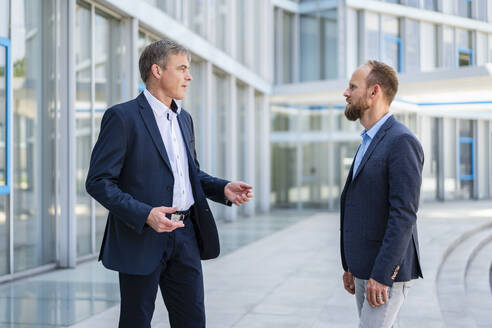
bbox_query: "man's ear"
[371,84,381,98]
[151,64,161,80]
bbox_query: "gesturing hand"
[343,271,355,295]
[146,206,184,233]
[366,278,389,307]
[224,182,254,206]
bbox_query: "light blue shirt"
[352,112,392,178]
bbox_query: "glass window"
[365,12,380,61]
[12,0,57,272]
[214,0,228,52]
[406,0,420,7]
[282,11,294,83]
[0,40,8,276]
[457,0,472,18]
[442,26,455,68]
[211,72,227,179]
[253,0,263,76]
[321,10,338,79]
[236,0,246,64]
[424,0,437,10]
[477,0,488,21]
[254,92,263,212]
[0,0,8,38]
[405,19,419,72]
[420,22,437,71]
[271,142,298,208]
[476,32,488,65]
[300,14,320,82]
[382,15,401,72]
[489,0,492,22]
[489,34,492,62]
[75,2,92,257]
[456,28,473,67]
[188,0,205,37]
[0,44,6,188]
[76,2,125,257]
[442,0,455,15]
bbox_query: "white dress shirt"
[144,89,195,211]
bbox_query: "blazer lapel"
[176,113,198,174]
[137,93,173,173]
[352,115,395,181]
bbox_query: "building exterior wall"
[0,0,273,281]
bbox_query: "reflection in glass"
[0,0,8,38]
[214,0,227,52]
[365,12,380,61]
[12,0,57,272]
[75,2,92,257]
[188,0,205,37]
[0,46,5,185]
[271,143,297,208]
[382,15,400,72]
[300,14,319,81]
[0,195,8,275]
[301,142,329,209]
[321,10,338,79]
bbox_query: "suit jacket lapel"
[137,93,173,173]
[352,115,395,181]
[177,112,199,176]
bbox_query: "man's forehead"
[168,52,190,65]
[350,66,369,84]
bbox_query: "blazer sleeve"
[370,134,424,286]
[85,107,152,234]
[188,114,232,206]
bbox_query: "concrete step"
[436,223,492,328]
[465,234,492,328]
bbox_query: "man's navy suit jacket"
[86,93,230,275]
[340,115,424,287]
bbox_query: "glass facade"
[188,0,205,37]
[365,12,380,61]
[405,19,419,72]
[0,2,8,275]
[382,15,401,72]
[421,22,437,71]
[75,1,125,258]
[11,0,58,272]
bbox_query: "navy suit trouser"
[118,217,205,328]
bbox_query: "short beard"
[344,98,369,121]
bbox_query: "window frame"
[0,37,11,195]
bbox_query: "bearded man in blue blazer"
[86,40,253,328]
[340,61,424,328]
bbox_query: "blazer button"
[167,186,172,191]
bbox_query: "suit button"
[167,186,172,191]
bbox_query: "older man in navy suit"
[86,40,253,328]
[340,61,423,328]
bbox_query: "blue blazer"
[340,115,424,287]
[86,93,230,275]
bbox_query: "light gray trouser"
[355,278,412,328]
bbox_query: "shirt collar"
[361,112,392,140]
[143,88,181,118]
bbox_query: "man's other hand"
[224,182,253,206]
[343,271,355,295]
[146,206,184,232]
[366,278,389,307]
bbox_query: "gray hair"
[139,39,191,83]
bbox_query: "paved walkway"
[0,201,491,327]
[72,201,492,328]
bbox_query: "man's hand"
[224,182,253,206]
[343,271,355,295]
[146,207,184,233]
[366,278,389,307]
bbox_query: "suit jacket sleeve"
[188,114,232,206]
[370,134,424,286]
[85,107,152,234]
